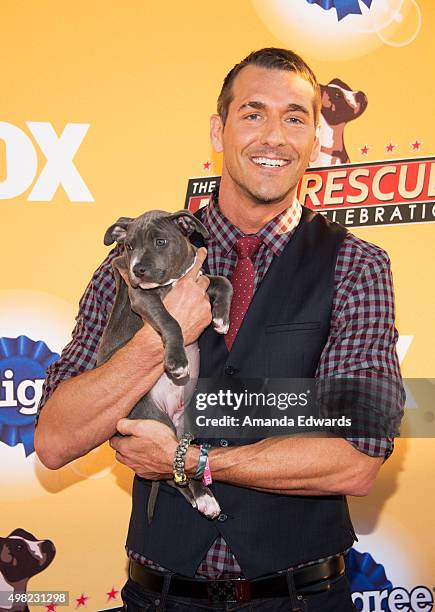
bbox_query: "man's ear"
[309,126,321,164]
[210,114,224,153]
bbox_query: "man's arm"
[110,237,404,497]
[318,237,405,465]
[35,325,165,470]
[35,248,211,470]
[189,437,383,496]
[110,421,382,497]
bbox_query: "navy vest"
[126,207,357,579]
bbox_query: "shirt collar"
[202,189,302,257]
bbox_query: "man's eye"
[125,244,133,251]
[245,113,262,121]
[155,238,168,248]
[285,117,304,125]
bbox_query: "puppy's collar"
[139,253,199,290]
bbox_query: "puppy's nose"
[132,264,146,278]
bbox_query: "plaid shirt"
[37,193,404,579]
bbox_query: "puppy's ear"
[104,217,133,245]
[169,211,209,239]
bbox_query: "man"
[35,48,404,611]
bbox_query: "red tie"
[225,235,262,350]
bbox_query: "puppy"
[311,78,368,166]
[0,529,55,612]
[97,210,233,521]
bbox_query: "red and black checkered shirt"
[37,193,404,578]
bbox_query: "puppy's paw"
[195,493,221,519]
[165,350,189,380]
[166,362,190,380]
[213,317,230,335]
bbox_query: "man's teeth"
[252,157,288,167]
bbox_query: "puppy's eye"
[155,238,168,248]
[125,244,133,251]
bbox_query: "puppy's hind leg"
[187,479,221,519]
[165,479,196,508]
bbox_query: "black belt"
[129,554,345,603]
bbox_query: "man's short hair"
[217,47,321,126]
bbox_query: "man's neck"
[217,176,298,234]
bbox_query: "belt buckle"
[207,579,252,603]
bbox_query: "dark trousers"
[121,573,357,612]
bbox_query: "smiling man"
[35,49,404,612]
[211,63,320,215]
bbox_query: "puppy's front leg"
[128,289,189,380]
[207,275,233,334]
[97,256,142,365]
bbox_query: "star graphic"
[75,594,88,607]
[46,605,56,612]
[360,145,369,155]
[411,140,422,150]
[203,160,212,170]
[106,587,119,601]
[385,143,396,152]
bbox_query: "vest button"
[220,439,229,447]
[224,366,238,375]
[217,513,228,522]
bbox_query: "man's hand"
[163,247,212,345]
[109,419,178,479]
[122,246,212,346]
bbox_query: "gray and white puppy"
[97,210,233,521]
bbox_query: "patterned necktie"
[225,235,262,350]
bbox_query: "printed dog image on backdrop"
[311,78,368,167]
[97,210,233,522]
[0,528,56,612]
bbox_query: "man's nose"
[259,117,287,147]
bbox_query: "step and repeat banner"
[1,1,434,611]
